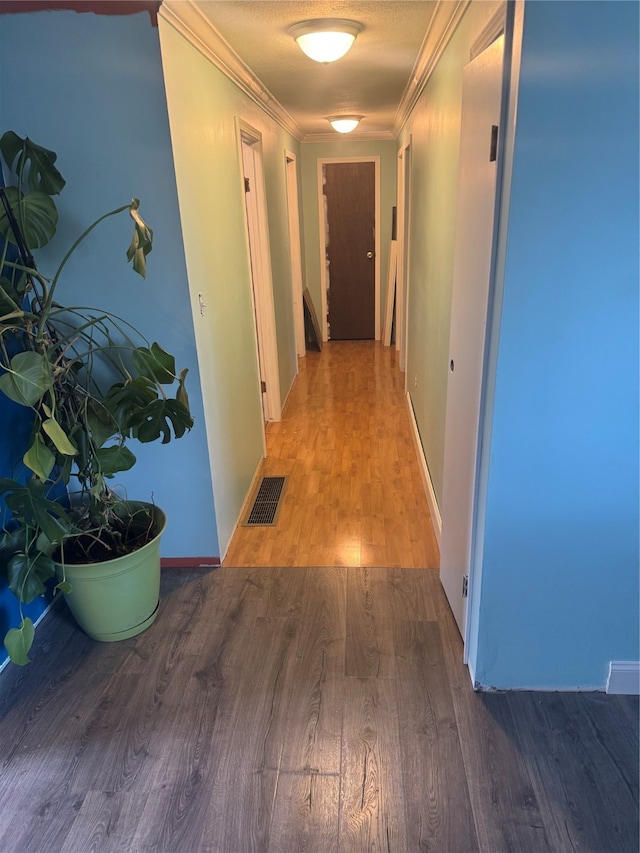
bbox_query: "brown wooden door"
[324,162,375,339]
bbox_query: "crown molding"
[159,0,304,141]
[301,130,396,144]
[470,3,507,60]
[393,0,471,136]
[159,0,472,145]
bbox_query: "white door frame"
[316,156,381,341]
[237,119,281,424]
[440,12,507,654]
[396,138,412,374]
[285,150,305,358]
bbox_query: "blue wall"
[0,9,220,664]
[471,1,639,688]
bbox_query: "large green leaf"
[4,479,70,545]
[103,377,157,430]
[0,186,59,250]
[94,445,136,477]
[130,399,194,444]
[23,436,55,480]
[42,417,78,456]
[0,131,65,195]
[132,342,176,385]
[0,477,22,496]
[0,527,26,573]
[4,618,35,666]
[0,350,53,407]
[85,406,117,449]
[176,367,190,411]
[7,551,56,604]
[126,198,153,279]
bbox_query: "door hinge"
[261,380,267,393]
[489,125,499,162]
[244,177,251,193]
[462,575,469,598]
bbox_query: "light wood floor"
[224,341,439,569]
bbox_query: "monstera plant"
[0,131,193,664]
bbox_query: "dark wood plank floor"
[0,566,637,852]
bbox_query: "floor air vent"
[243,476,287,526]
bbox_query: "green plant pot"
[56,502,167,642]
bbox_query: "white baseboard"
[220,459,265,562]
[606,661,640,695]
[405,391,442,546]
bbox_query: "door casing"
[285,150,305,358]
[440,26,507,649]
[237,120,281,427]
[396,139,412,374]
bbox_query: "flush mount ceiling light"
[327,115,364,134]
[289,19,363,63]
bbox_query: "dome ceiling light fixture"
[288,19,364,63]
[327,115,364,134]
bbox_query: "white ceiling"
[168,1,444,141]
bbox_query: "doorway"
[317,157,381,341]
[238,124,281,423]
[396,140,412,374]
[440,32,506,643]
[285,151,305,358]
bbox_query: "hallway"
[1,345,637,853]
[224,341,439,569]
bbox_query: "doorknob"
[366,251,374,259]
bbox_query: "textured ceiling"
[194,1,439,138]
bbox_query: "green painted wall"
[158,19,300,553]
[300,140,397,337]
[398,1,502,507]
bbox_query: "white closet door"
[440,35,505,640]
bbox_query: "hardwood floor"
[0,342,637,852]
[223,342,439,568]
[0,567,637,852]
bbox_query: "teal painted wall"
[0,11,218,569]
[469,0,639,688]
[158,17,300,553]
[300,140,397,336]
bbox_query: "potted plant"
[0,131,194,665]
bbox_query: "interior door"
[241,137,270,422]
[324,162,375,340]
[440,35,505,640]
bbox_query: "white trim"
[159,1,302,141]
[316,157,381,342]
[393,0,471,136]
[397,138,412,375]
[285,151,306,358]
[406,391,442,545]
[606,662,640,695]
[465,0,523,670]
[160,0,471,145]
[221,456,264,561]
[470,4,507,60]
[302,130,395,144]
[237,121,282,426]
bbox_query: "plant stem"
[38,203,131,339]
